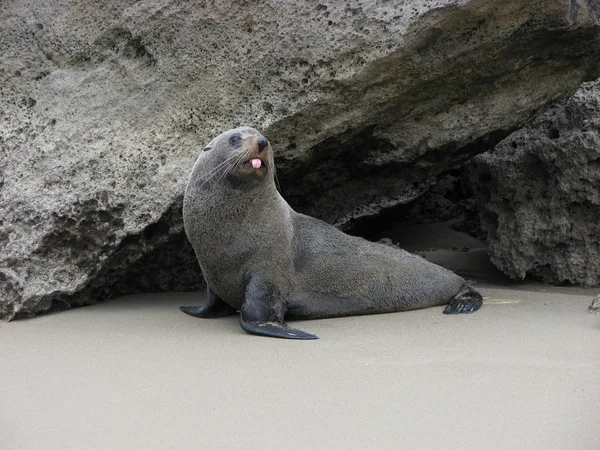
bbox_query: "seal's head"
[196,127,274,189]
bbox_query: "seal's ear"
[203,139,216,152]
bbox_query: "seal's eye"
[229,135,242,146]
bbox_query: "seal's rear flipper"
[240,318,318,340]
[180,287,237,318]
[443,285,483,315]
[239,275,318,340]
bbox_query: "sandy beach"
[2,224,600,449]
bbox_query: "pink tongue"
[251,158,262,169]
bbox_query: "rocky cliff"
[2,0,600,319]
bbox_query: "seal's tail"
[443,284,483,314]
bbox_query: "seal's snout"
[234,133,270,176]
[240,136,269,172]
[257,137,268,152]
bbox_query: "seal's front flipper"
[443,285,483,315]
[180,287,237,318]
[239,276,318,340]
[239,319,318,340]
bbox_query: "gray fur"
[183,127,481,337]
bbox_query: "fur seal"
[181,127,482,339]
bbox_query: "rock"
[590,295,600,313]
[468,80,600,286]
[377,237,397,248]
[2,0,600,319]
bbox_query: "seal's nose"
[257,137,268,153]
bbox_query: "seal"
[180,127,483,339]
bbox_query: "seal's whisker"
[218,148,250,182]
[219,161,237,182]
[234,147,252,169]
[197,166,232,188]
[200,152,240,180]
[198,155,237,181]
[197,160,240,189]
[197,152,243,187]
[215,156,239,181]
[220,151,244,179]
[233,148,248,168]
[239,146,253,166]
[274,167,281,192]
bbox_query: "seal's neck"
[213,178,278,206]
[186,168,282,222]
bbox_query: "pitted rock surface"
[468,80,600,286]
[2,0,600,319]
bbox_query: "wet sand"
[2,223,599,449]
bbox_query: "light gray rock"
[2,0,600,319]
[468,80,600,286]
[590,294,600,313]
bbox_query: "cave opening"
[344,169,485,244]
